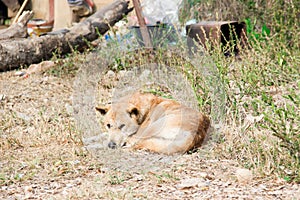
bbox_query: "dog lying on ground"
[96,92,210,154]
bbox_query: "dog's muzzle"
[108,141,117,149]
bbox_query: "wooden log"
[0,0,133,71]
[0,11,33,40]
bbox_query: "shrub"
[179,0,299,182]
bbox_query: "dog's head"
[97,91,158,148]
[96,92,161,149]
[96,101,141,148]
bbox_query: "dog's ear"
[127,103,139,117]
[127,104,145,124]
[95,104,111,115]
[129,107,139,118]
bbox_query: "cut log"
[0,0,133,71]
[0,11,33,40]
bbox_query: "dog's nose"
[108,141,117,149]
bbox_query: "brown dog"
[96,92,210,154]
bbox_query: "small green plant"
[109,174,125,185]
[153,172,179,184]
[0,173,6,186]
[244,18,270,43]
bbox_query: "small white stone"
[236,168,253,183]
[176,178,205,189]
[106,70,115,78]
[199,172,208,178]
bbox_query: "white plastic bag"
[141,0,182,24]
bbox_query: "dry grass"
[0,1,299,198]
[1,43,299,199]
[211,44,300,181]
[178,0,300,183]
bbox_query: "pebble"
[177,178,206,190]
[236,168,253,184]
[106,70,115,78]
[199,172,209,178]
[15,71,26,76]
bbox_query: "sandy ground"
[0,61,299,199]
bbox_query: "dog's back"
[127,93,210,154]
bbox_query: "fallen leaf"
[176,178,205,190]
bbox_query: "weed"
[0,173,6,185]
[244,18,270,45]
[180,0,299,183]
[152,172,179,184]
[109,173,125,185]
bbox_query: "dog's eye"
[119,124,125,130]
[106,124,111,129]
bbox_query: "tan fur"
[96,92,210,155]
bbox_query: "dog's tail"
[195,114,210,147]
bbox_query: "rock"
[26,61,56,75]
[199,172,209,178]
[15,71,27,76]
[106,70,115,78]
[118,70,127,77]
[236,168,253,184]
[176,178,206,190]
[133,174,144,181]
[24,185,33,199]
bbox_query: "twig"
[12,0,30,24]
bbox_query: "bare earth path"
[0,68,299,199]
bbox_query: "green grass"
[177,0,299,182]
[98,40,299,182]
[210,43,299,182]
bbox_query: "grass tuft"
[178,0,299,182]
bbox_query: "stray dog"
[96,92,210,154]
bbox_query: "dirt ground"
[0,61,299,199]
